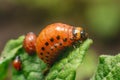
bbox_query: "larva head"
[73,27,88,41]
[23,32,37,55]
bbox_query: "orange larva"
[23,23,88,65]
[13,56,22,71]
[23,32,37,55]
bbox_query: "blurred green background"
[0,0,120,80]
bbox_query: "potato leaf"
[0,36,47,80]
[45,39,93,80]
[0,36,93,80]
[91,54,120,80]
[0,36,24,80]
[12,48,47,80]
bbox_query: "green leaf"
[91,54,120,80]
[0,36,24,64]
[0,36,24,80]
[76,50,97,80]
[0,36,92,80]
[45,39,93,80]
[0,36,47,80]
[0,62,9,80]
[12,48,47,80]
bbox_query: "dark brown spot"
[59,43,62,46]
[50,38,54,42]
[56,35,60,40]
[46,59,49,62]
[40,52,43,55]
[54,46,57,48]
[63,38,67,42]
[41,47,45,51]
[41,58,43,60]
[45,42,49,46]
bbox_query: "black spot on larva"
[46,59,49,62]
[40,52,43,55]
[45,42,49,46]
[41,47,45,51]
[50,38,54,42]
[56,35,60,40]
[63,38,67,42]
[59,43,62,46]
[41,57,43,60]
